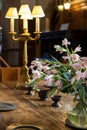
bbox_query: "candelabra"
[5,4,45,88]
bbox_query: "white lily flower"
[62,38,71,47]
[74,45,82,53]
[54,45,66,53]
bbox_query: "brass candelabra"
[9,30,40,88]
[5,4,45,89]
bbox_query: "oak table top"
[0,81,75,130]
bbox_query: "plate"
[0,102,17,111]
[6,125,43,130]
[65,119,87,130]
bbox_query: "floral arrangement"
[28,38,87,103]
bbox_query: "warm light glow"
[19,4,33,31]
[20,14,33,20]
[58,5,64,11]
[23,19,28,30]
[32,6,45,18]
[5,7,18,32]
[64,2,71,10]
[10,19,14,32]
[5,4,45,33]
[19,4,32,19]
[32,5,45,32]
[35,18,40,32]
[5,7,18,19]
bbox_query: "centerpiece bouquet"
[27,38,87,128]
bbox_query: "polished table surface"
[0,81,75,130]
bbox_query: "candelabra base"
[16,66,30,89]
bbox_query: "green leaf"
[27,78,41,87]
[63,72,73,81]
[78,84,85,103]
[61,84,71,93]
[49,86,57,96]
[73,80,86,102]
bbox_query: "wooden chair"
[0,56,10,67]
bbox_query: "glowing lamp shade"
[58,5,64,11]
[64,2,71,10]
[32,6,45,18]
[20,14,33,20]
[5,7,18,19]
[19,4,32,19]
[5,7,18,32]
[20,14,33,30]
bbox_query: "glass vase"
[65,94,87,129]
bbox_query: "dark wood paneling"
[50,0,87,30]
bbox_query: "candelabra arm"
[9,31,40,41]
[28,33,40,41]
[9,32,21,41]
[12,35,21,41]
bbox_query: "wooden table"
[0,81,75,130]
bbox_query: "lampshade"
[32,5,45,18]
[19,4,32,19]
[5,7,18,19]
[58,0,64,11]
[58,5,64,11]
[64,2,71,10]
[20,14,33,20]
